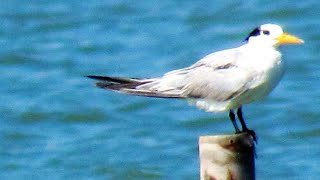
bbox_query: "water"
[1,0,319,179]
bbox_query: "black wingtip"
[86,75,144,85]
[86,75,124,82]
[86,75,107,80]
[86,75,95,78]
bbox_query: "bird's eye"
[262,30,270,35]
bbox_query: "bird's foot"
[242,128,258,143]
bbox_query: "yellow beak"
[276,33,304,44]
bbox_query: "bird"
[87,24,303,140]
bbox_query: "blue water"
[1,1,319,179]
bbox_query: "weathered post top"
[199,132,255,180]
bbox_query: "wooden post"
[199,132,255,180]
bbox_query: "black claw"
[243,128,258,143]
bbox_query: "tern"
[87,24,303,139]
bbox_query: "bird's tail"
[86,75,183,98]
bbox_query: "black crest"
[244,27,261,41]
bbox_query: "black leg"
[236,107,257,142]
[229,110,240,133]
[236,107,248,131]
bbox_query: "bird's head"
[245,24,304,47]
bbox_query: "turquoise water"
[1,1,319,179]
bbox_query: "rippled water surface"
[1,1,320,179]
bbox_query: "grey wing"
[139,49,261,101]
[180,64,260,101]
[90,48,261,100]
[136,62,261,102]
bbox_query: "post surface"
[199,133,255,180]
